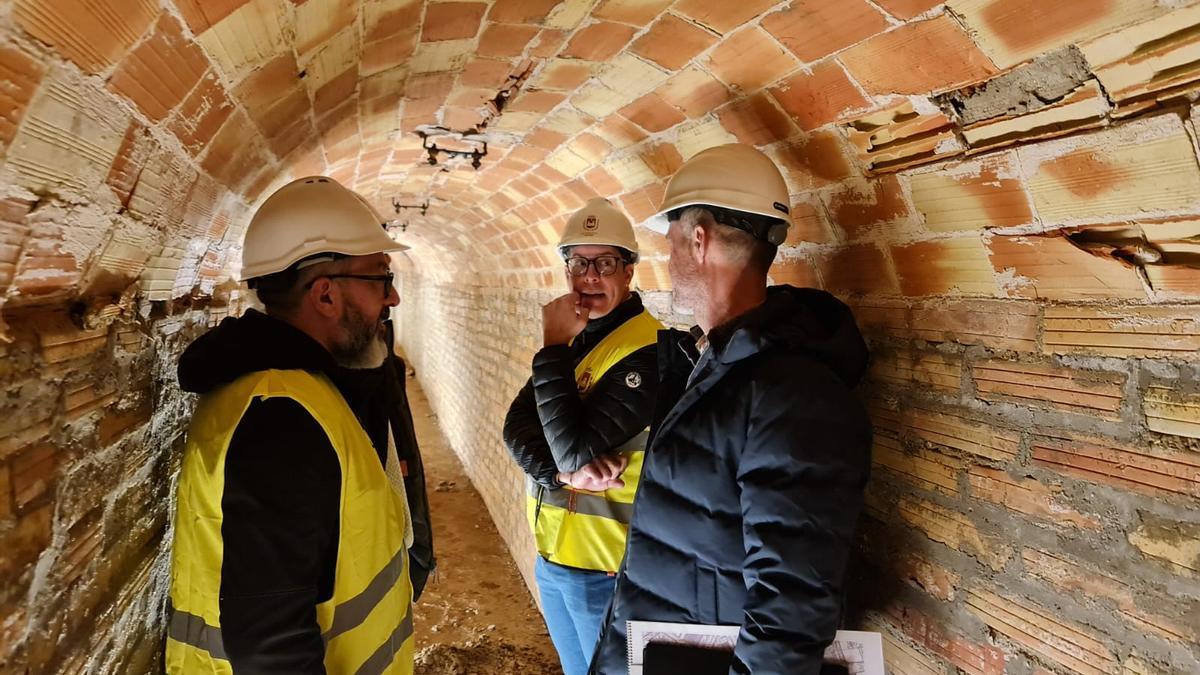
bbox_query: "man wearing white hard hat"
[167,177,419,674]
[503,198,664,675]
[591,146,872,675]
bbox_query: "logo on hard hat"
[583,215,599,232]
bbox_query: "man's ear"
[306,277,341,319]
[691,221,709,264]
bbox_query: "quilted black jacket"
[590,286,872,675]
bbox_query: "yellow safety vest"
[166,369,414,675]
[526,308,663,573]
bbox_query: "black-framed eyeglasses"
[306,272,395,298]
[565,255,625,277]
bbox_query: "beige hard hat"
[239,176,407,281]
[646,144,792,245]
[557,197,640,263]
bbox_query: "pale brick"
[966,589,1119,675]
[897,497,1010,569]
[874,403,1021,462]
[107,14,209,122]
[870,350,962,393]
[1128,516,1200,577]
[873,435,964,496]
[906,154,1034,232]
[844,101,962,173]
[1143,387,1200,440]
[194,0,287,78]
[968,467,1101,530]
[988,234,1147,302]
[705,27,802,93]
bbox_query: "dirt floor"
[405,370,563,675]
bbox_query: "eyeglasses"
[306,272,396,298]
[564,255,625,277]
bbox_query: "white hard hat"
[557,197,640,263]
[239,176,407,281]
[646,144,792,245]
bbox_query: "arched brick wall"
[0,1,1197,672]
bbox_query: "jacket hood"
[711,285,869,387]
[177,309,338,394]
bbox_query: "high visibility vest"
[166,369,413,675]
[526,308,663,573]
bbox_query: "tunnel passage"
[1,0,1199,673]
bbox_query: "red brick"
[826,176,912,240]
[0,46,46,152]
[561,21,637,61]
[582,166,623,196]
[422,2,487,42]
[619,93,686,133]
[892,238,998,297]
[874,0,943,20]
[705,27,802,93]
[907,154,1033,232]
[529,29,569,57]
[674,0,782,34]
[987,234,1147,301]
[107,14,209,121]
[637,142,683,181]
[593,0,674,26]
[1032,433,1200,500]
[967,589,1117,675]
[768,258,819,287]
[167,72,235,157]
[769,131,853,191]
[460,58,516,89]
[14,0,160,74]
[313,67,358,118]
[201,110,268,191]
[974,360,1125,419]
[770,60,871,131]
[630,14,718,71]
[533,60,594,90]
[173,0,248,34]
[840,15,999,95]
[488,0,561,24]
[818,243,899,295]
[879,604,1006,675]
[968,467,1101,530]
[783,202,832,245]
[362,33,418,75]
[762,0,890,63]
[477,23,540,57]
[716,93,797,146]
[11,443,57,513]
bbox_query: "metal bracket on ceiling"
[392,198,429,217]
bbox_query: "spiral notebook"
[626,621,884,675]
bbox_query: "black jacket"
[176,309,434,674]
[590,286,872,675]
[504,293,659,487]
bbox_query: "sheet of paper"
[626,621,884,675]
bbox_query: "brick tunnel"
[1,0,1199,673]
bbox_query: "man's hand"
[543,292,588,346]
[556,454,629,492]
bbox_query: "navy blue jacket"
[590,286,872,675]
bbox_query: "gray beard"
[330,306,389,369]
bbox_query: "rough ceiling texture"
[4,0,1200,309]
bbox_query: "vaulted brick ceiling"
[3,0,1200,306]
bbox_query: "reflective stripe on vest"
[526,309,662,573]
[166,369,414,675]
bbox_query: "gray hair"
[677,207,776,274]
[250,256,354,315]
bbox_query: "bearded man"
[167,177,418,674]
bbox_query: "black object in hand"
[644,642,733,675]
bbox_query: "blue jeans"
[535,556,616,675]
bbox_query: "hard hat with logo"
[646,144,792,245]
[556,197,640,262]
[239,176,407,281]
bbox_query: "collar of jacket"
[177,308,340,394]
[572,291,645,354]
